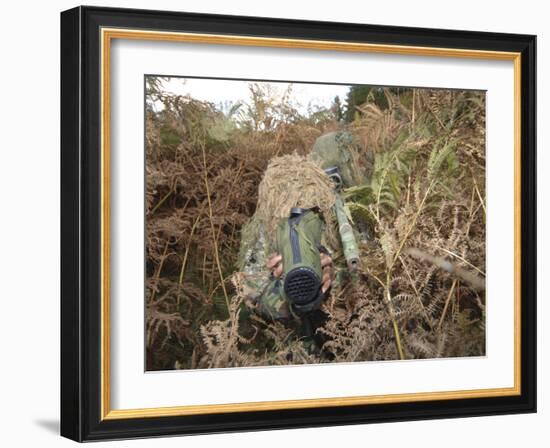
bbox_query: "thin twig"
[470,167,486,216]
[398,254,433,330]
[406,248,485,291]
[385,287,405,360]
[149,241,170,303]
[150,185,174,215]
[438,279,458,330]
[177,214,202,305]
[200,141,230,313]
[390,178,436,270]
[411,89,416,124]
[433,245,485,276]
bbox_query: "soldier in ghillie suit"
[234,131,371,351]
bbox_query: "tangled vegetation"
[145,78,486,370]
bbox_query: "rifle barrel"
[334,195,360,271]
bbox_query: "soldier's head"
[308,131,369,188]
[254,154,336,240]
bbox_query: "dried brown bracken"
[145,79,486,370]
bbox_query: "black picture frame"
[61,5,536,442]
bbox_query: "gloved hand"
[266,252,334,293]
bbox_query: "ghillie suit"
[235,131,371,349]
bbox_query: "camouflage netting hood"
[308,131,367,187]
[256,154,336,235]
[237,154,339,271]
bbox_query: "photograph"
[144,76,487,371]
[58,5,537,441]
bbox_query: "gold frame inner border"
[100,27,522,421]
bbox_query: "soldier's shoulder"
[237,216,270,272]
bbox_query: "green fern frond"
[427,141,456,181]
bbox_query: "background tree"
[331,95,344,121]
[344,85,412,122]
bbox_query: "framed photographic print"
[60,6,536,442]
